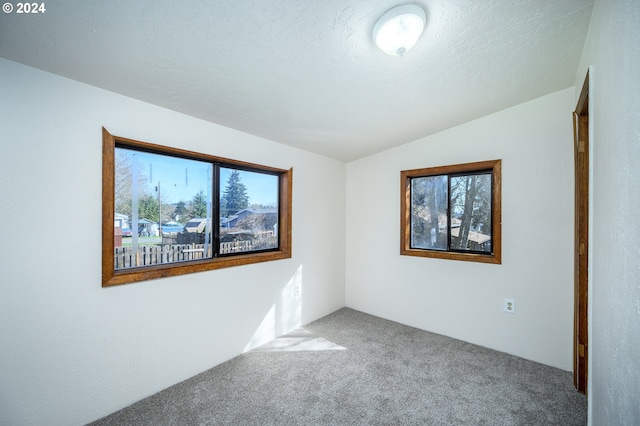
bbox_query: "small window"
[103,128,292,286]
[401,160,501,264]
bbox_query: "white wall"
[575,1,640,424]
[0,58,346,425]
[346,88,575,370]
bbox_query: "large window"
[401,160,501,264]
[102,128,292,286]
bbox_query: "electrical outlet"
[294,283,301,296]
[504,298,516,314]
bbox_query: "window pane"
[219,167,279,254]
[411,175,448,250]
[450,173,492,253]
[114,147,213,269]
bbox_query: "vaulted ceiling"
[0,0,594,161]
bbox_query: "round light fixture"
[372,4,426,56]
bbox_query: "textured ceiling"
[0,0,594,161]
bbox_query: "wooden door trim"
[573,71,589,394]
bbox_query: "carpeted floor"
[91,308,587,425]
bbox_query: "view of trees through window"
[401,159,501,264]
[103,128,292,286]
[218,167,279,253]
[411,172,492,253]
[411,172,492,254]
[113,148,279,270]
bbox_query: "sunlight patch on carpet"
[253,329,346,352]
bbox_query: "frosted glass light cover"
[373,5,426,56]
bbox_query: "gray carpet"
[91,308,587,425]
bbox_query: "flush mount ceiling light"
[372,4,426,56]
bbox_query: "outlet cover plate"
[504,298,516,314]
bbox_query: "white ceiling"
[0,0,594,161]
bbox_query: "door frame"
[573,71,589,394]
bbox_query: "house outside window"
[102,128,292,286]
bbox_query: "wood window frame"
[102,128,292,287]
[401,159,502,264]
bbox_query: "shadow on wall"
[243,264,304,352]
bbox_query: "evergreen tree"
[221,170,249,216]
[189,190,209,219]
[174,201,188,221]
